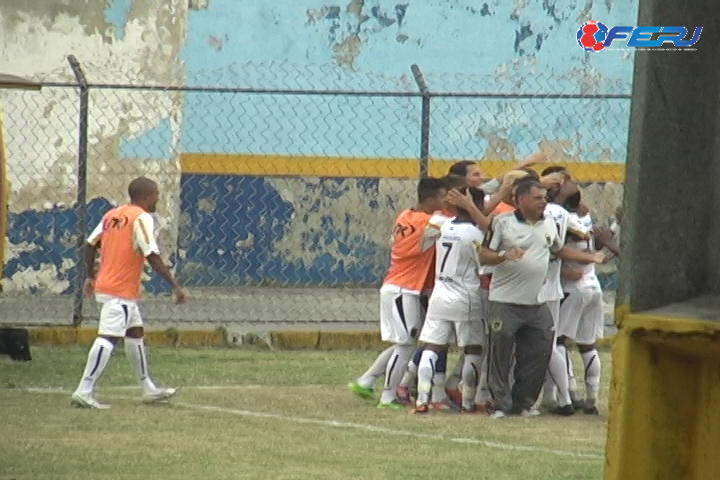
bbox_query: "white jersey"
[425,220,484,321]
[537,203,586,303]
[562,213,601,293]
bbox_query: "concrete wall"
[176,0,634,290]
[617,0,720,313]
[0,0,635,297]
[0,0,188,293]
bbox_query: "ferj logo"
[576,21,702,52]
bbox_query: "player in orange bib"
[350,177,492,408]
[71,177,189,409]
[349,178,451,408]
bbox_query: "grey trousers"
[487,301,554,413]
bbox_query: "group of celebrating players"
[67,156,618,417]
[349,153,620,418]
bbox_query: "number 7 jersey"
[427,220,485,319]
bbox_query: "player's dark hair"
[128,176,158,202]
[514,178,545,199]
[441,174,467,190]
[448,160,477,177]
[455,186,485,218]
[564,191,581,212]
[541,165,568,177]
[417,177,447,203]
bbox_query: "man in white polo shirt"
[480,178,607,418]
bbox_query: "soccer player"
[558,199,605,415]
[71,177,188,409]
[414,187,524,413]
[536,167,591,415]
[349,178,451,408]
[447,161,490,188]
[397,174,494,408]
[561,192,620,414]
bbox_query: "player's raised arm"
[594,225,621,258]
[445,189,491,231]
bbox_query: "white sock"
[581,350,601,404]
[475,352,492,403]
[380,345,414,404]
[431,373,447,403]
[399,365,417,389]
[445,353,465,391]
[461,354,482,409]
[124,337,157,393]
[567,348,579,401]
[542,371,557,405]
[357,346,394,389]
[548,344,572,406]
[76,338,115,395]
[416,350,437,406]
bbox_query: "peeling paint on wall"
[266,177,411,267]
[177,174,410,286]
[176,173,621,289]
[0,0,188,294]
[305,1,413,69]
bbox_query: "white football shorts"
[380,291,425,345]
[96,294,143,337]
[558,288,604,345]
[419,317,485,348]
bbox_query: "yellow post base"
[606,313,720,480]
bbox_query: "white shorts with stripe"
[96,294,143,337]
[419,318,485,348]
[380,290,425,345]
[420,298,484,348]
[558,288,604,345]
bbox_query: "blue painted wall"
[4,198,172,294]
[176,174,388,287]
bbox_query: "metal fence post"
[68,55,89,328]
[411,64,430,178]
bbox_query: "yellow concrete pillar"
[606,313,720,479]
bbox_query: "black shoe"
[508,405,523,416]
[583,405,599,415]
[551,404,575,416]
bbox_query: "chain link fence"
[0,58,627,333]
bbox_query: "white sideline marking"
[175,401,604,460]
[17,385,315,394]
[9,385,605,460]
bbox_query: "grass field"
[0,346,610,480]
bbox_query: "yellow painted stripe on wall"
[180,153,626,183]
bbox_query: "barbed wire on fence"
[0,58,624,331]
